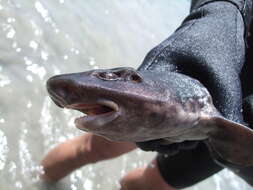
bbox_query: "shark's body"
[47,67,253,166]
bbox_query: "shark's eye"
[129,74,142,83]
[97,72,119,81]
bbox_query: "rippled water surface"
[0,0,252,189]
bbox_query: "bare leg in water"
[41,133,175,190]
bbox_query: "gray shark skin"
[47,67,253,166]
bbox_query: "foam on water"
[0,0,252,189]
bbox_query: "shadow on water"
[0,0,252,189]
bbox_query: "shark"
[46,67,253,166]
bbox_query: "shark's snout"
[46,72,123,133]
[46,74,81,107]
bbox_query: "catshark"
[47,67,253,166]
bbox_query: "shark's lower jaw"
[66,100,120,131]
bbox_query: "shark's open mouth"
[66,100,118,116]
[66,100,120,131]
[47,85,120,130]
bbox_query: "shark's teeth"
[97,99,119,112]
[65,100,118,116]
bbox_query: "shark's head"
[47,67,214,142]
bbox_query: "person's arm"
[41,133,136,182]
[41,135,89,182]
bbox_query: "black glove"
[136,0,253,185]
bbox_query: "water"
[0,0,251,189]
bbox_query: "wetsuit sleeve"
[190,0,253,185]
[137,0,253,186]
[191,0,253,33]
[139,0,249,123]
[191,0,252,13]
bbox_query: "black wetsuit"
[137,0,253,188]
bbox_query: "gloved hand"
[136,0,253,181]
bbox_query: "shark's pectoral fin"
[206,117,253,166]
